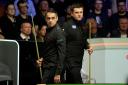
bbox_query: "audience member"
[110,17,128,38]
[87,0,110,37]
[110,0,128,31]
[0,2,17,39]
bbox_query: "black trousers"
[65,65,83,83]
[41,66,57,84]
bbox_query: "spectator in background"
[0,0,16,17]
[37,25,47,42]
[110,17,128,38]
[34,0,49,29]
[0,2,17,39]
[16,0,32,34]
[18,20,39,85]
[85,18,100,38]
[110,0,128,32]
[86,0,112,17]
[87,0,110,37]
[14,0,36,16]
[16,20,33,41]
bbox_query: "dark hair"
[92,0,104,11]
[70,3,84,12]
[117,0,126,6]
[37,0,49,12]
[118,17,128,28]
[38,0,49,5]
[45,8,58,17]
[117,0,126,3]
[94,0,103,4]
[5,2,14,10]
[20,20,32,28]
[17,0,27,9]
[119,17,128,22]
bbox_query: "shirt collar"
[20,33,30,41]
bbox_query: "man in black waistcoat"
[63,3,92,83]
[37,9,66,84]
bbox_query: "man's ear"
[56,16,58,21]
[70,12,73,17]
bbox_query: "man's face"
[94,0,103,11]
[39,25,47,36]
[71,7,83,21]
[87,18,97,34]
[40,1,49,11]
[19,3,28,15]
[45,12,58,27]
[21,23,32,35]
[118,2,126,13]
[119,18,128,31]
[6,4,15,16]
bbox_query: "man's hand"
[36,58,43,67]
[87,46,93,55]
[54,75,60,83]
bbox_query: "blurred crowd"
[0,0,128,40]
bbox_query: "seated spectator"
[34,0,49,29]
[16,0,32,34]
[87,0,110,37]
[88,0,112,17]
[85,18,101,38]
[110,17,128,38]
[37,25,47,42]
[0,2,17,39]
[14,0,36,16]
[110,0,128,31]
[16,20,34,41]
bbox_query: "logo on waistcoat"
[72,25,77,29]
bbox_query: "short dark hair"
[20,20,32,28]
[37,0,49,8]
[117,0,126,3]
[45,8,58,17]
[5,2,14,10]
[17,0,27,9]
[94,0,103,4]
[70,3,84,12]
[117,0,126,6]
[118,17,128,24]
[38,0,49,5]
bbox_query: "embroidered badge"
[72,25,77,29]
